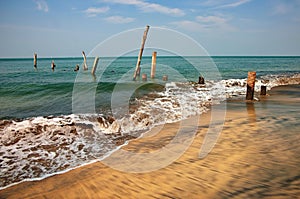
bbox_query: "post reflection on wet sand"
[246,102,256,126]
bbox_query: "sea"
[0,56,300,189]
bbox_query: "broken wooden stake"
[82,51,88,71]
[133,25,150,80]
[198,76,205,84]
[91,57,99,75]
[142,74,147,81]
[162,75,168,81]
[34,53,37,68]
[74,64,79,72]
[260,85,267,95]
[246,71,256,100]
[51,60,56,71]
[151,51,157,79]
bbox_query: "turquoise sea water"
[0,56,299,119]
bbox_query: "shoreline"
[1,84,299,198]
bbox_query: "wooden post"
[91,57,99,75]
[82,51,88,70]
[74,64,79,72]
[133,25,150,80]
[162,75,168,81]
[34,53,37,68]
[51,60,56,71]
[142,74,147,81]
[260,85,267,95]
[151,51,157,79]
[198,76,205,84]
[246,71,256,100]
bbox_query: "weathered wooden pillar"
[260,85,267,95]
[151,51,157,79]
[162,75,168,81]
[142,73,147,81]
[51,60,56,71]
[246,71,256,100]
[82,51,88,70]
[198,76,205,84]
[74,64,79,72]
[91,57,99,75]
[34,53,37,68]
[133,25,150,80]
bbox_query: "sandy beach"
[1,85,299,199]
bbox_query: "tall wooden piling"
[133,25,150,80]
[91,57,99,75]
[82,51,88,71]
[151,51,157,79]
[34,53,37,68]
[260,85,267,95]
[246,71,256,100]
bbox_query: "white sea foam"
[0,73,299,189]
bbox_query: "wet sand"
[1,85,299,198]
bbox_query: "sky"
[0,0,300,57]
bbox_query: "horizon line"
[1,55,300,59]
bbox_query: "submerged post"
[82,51,88,70]
[162,75,168,81]
[133,25,150,80]
[142,73,147,81]
[198,76,205,84]
[34,53,37,68]
[91,57,99,75]
[246,71,256,100]
[151,51,157,79]
[51,60,56,71]
[74,64,79,72]
[260,85,267,95]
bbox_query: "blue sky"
[0,0,300,57]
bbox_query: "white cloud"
[105,16,135,24]
[201,0,221,7]
[197,15,235,30]
[216,0,251,9]
[202,0,251,9]
[84,7,110,17]
[104,0,185,16]
[196,16,227,24]
[34,0,49,12]
[171,15,236,32]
